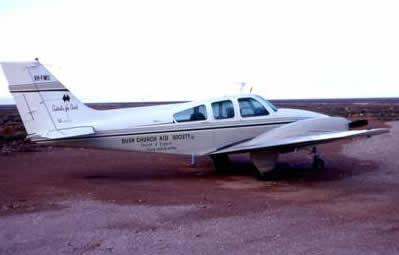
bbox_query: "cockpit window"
[238,98,269,117]
[174,105,207,122]
[212,100,235,120]
[255,96,278,112]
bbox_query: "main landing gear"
[311,146,325,170]
[210,154,231,171]
[250,151,279,181]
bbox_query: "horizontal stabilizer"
[29,126,95,140]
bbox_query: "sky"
[0,0,398,103]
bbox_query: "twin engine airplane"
[1,60,389,179]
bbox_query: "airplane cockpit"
[172,95,279,123]
[173,105,208,123]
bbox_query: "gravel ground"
[0,122,398,255]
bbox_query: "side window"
[174,105,207,122]
[212,100,235,120]
[238,98,269,117]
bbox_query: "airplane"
[1,59,389,180]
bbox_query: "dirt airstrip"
[0,120,398,254]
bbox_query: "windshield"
[255,96,278,112]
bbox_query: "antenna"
[234,82,254,94]
[234,82,247,93]
[240,82,246,93]
[32,58,56,69]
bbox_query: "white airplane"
[1,60,389,179]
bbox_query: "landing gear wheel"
[312,156,325,170]
[310,146,325,170]
[255,170,270,181]
[210,154,231,171]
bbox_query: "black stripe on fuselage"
[10,89,70,93]
[34,121,294,143]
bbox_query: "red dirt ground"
[0,121,398,255]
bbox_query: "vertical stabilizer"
[1,60,95,139]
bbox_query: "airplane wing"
[212,117,389,154]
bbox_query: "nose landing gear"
[311,147,325,170]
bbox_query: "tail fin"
[1,60,95,140]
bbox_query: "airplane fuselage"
[35,95,324,155]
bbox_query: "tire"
[255,170,268,181]
[210,154,231,171]
[312,157,325,170]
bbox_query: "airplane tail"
[1,60,96,140]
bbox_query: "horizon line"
[1,96,399,106]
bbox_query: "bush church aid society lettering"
[0,59,389,180]
[121,133,192,153]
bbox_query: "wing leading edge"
[212,117,389,154]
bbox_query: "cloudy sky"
[0,0,398,103]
